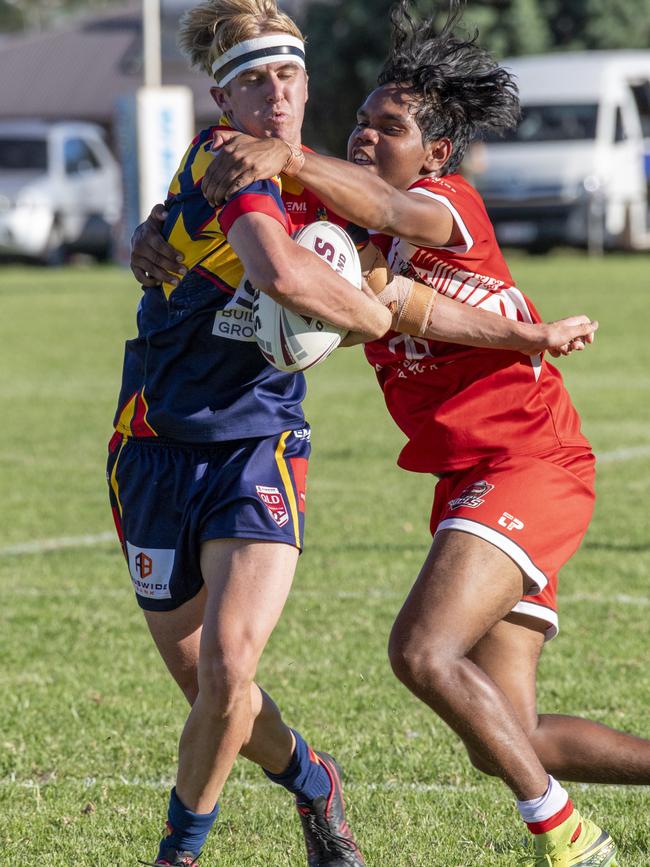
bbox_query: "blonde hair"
[179,0,305,77]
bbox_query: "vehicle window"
[64,137,100,174]
[630,81,650,138]
[486,104,599,143]
[0,137,47,170]
[614,107,627,143]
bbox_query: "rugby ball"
[254,221,362,373]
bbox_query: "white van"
[0,120,122,263]
[474,51,650,252]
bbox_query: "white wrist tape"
[377,274,437,336]
[360,243,437,336]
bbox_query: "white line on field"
[0,531,115,556]
[3,775,649,796]
[0,444,647,559]
[597,444,650,464]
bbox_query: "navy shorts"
[107,428,311,611]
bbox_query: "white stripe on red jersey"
[365,174,590,473]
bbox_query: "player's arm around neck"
[293,152,459,248]
[227,212,392,340]
[205,132,458,249]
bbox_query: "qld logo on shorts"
[448,480,495,510]
[256,485,289,527]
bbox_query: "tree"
[0,0,112,33]
[300,0,650,154]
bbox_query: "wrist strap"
[281,140,305,176]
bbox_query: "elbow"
[246,259,296,304]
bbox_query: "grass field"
[1,255,649,866]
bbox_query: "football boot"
[296,752,365,866]
[522,809,618,866]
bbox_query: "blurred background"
[0,0,649,263]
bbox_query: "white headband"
[211,34,306,87]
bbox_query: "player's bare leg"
[145,540,366,866]
[467,614,650,784]
[174,539,297,812]
[389,529,618,864]
[144,587,294,773]
[388,528,549,799]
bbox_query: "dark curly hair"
[378,0,520,174]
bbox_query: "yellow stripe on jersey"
[110,435,128,518]
[279,175,306,196]
[162,206,244,299]
[190,145,222,187]
[139,387,155,435]
[115,393,137,436]
[275,431,301,548]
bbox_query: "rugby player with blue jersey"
[109,3,393,866]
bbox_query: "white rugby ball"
[254,221,362,373]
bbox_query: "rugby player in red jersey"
[133,2,650,864]
[111,3,392,866]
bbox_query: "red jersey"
[364,174,590,474]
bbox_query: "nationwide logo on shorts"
[256,485,289,527]
[135,552,153,579]
[448,480,495,510]
[126,542,174,600]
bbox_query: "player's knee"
[388,625,453,693]
[198,645,258,718]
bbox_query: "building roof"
[0,4,218,126]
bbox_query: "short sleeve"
[218,177,290,238]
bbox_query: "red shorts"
[430,448,595,640]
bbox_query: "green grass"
[1,256,649,865]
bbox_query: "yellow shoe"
[523,810,619,866]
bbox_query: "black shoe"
[296,752,365,866]
[138,847,200,866]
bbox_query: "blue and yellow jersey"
[113,123,306,442]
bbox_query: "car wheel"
[42,219,66,266]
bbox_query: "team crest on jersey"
[448,480,494,510]
[316,207,328,221]
[256,485,289,527]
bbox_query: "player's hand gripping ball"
[253,221,362,372]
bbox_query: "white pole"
[143,0,162,88]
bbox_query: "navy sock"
[157,787,219,858]
[263,729,332,804]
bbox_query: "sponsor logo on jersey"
[286,201,307,212]
[212,278,257,341]
[448,480,495,510]
[256,485,289,527]
[126,541,174,599]
[498,512,525,531]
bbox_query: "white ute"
[475,51,650,252]
[0,120,122,263]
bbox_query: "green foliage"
[301,0,650,154]
[1,257,650,863]
[583,0,650,50]
[0,0,111,33]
